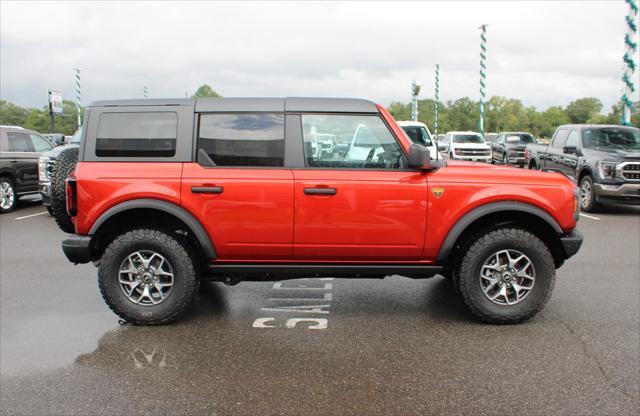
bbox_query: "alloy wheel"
[479,249,535,306]
[0,181,15,210]
[118,250,174,306]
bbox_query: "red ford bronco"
[55,97,583,325]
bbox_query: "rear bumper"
[61,235,92,264]
[560,230,583,259]
[594,183,640,205]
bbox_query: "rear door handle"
[304,187,337,195]
[191,186,224,194]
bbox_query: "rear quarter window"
[95,112,177,157]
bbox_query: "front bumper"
[452,155,491,162]
[506,156,526,166]
[594,183,640,205]
[560,230,583,259]
[39,182,51,205]
[61,235,92,264]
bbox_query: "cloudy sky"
[1,1,637,112]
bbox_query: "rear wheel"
[0,177,16,213]
[579,175,600,212]
[98,228,199,325]
[453,227,555,324]
[50,148,79,233]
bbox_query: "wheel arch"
[89,199,216,262]
[577,165,595,183]
[437,201,566,268]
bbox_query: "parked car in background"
[0,126,54,212]
[316,133,337,156]
[525,124,640,211]
[39,128,82,213]
[43,133,66,146]
[397,121,438,159]
[441,131,491,162]
[491,132,536,167]
[483,133,498,144]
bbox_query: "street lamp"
[411,80,421,121]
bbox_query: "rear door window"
[95,112,177,157]
[198,114,285,167]
[7,132,33,152]
[29,134,53,152]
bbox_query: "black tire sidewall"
[99,230,196,324]
[0,177,16,213]
[459,230,555,322]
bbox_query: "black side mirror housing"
[563,145,578,155]
[408,144,431,170]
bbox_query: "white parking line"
[579,213,601,220]
[14,211,48,220]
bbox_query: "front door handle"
[304,187,337,195]
[191,186,224,194]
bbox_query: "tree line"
[1,86,638,138]
[388,97,639,138]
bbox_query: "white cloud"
[1,1,637,112]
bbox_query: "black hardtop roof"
[87,97,378,113]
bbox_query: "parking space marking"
[579,213,601,220]
[14,211,48,220]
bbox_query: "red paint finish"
[292,169,428,260]
[181,163,294,260]
[378,104,412,154]
[73,162,183,234]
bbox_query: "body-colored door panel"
[292,169,428,260]
[181,163,294,260]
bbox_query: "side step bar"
[203,264,442,281]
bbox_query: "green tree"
[539,106,570,138]
[565,98,603,124]
[0,100,29,126]
[446,97,478,131]
[191,84,222,98]
[387,101,410,121]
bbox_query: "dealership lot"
[1,200,639,415]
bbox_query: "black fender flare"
[436,201,563,263]
[89,199,216,259]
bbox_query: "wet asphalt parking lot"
[1,198,639,415]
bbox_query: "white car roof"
[447,131,481,135]
[396,121,428,128]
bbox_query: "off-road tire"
[453,227,555,324]
[98,228,199,325]
[50,147,79,233]
[0,177,17,213]
[579,175,600,213]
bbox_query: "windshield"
[582,128,640,150]
[453,134,484,144]
[401,126,433,146]
[70,128,82,144]
[505,134,535,144]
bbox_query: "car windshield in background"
[582,128,640,150]
[453,134,483,144]
[506,134,535,144]
[403,126,433,146]
[70,128,82,144]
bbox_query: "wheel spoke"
[480,249,535,306]
[119,250,173,306]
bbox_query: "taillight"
[65,178,77,216]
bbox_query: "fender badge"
[432,188,445,199]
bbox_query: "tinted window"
[401,126,432,146]
[453,134,484,143]
[7,132,32,152]
[96,112,177,157]
[30,134,53,152]
[504,133,535,144]
[565,130,579,148]
[551,129,569,148]
[198,114,284,167]
[302,114,402,169]
[583,128,640,150]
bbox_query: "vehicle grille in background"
[457,149,491,156]
[46,159,57,180]
[621,163,640,181]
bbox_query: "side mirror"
[563,145,578,155]
[437,142,447,151]
[408,144,431,170]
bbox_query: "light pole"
[478,24,488,137]
[411,80,421,121]
[144,86,149,98]
[73,68,82,127]
[621,0,638,125]
[434,64,440,139]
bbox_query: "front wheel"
[453,227,555,324]
[98,228,199,325]
[579,175,600,212]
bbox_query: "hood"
[42,143,79,158]
[451,142,490,150]
[584,147,640,161]
[505,143,528,151]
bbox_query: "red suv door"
[292,114,428,261]
[181,113,294,260]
